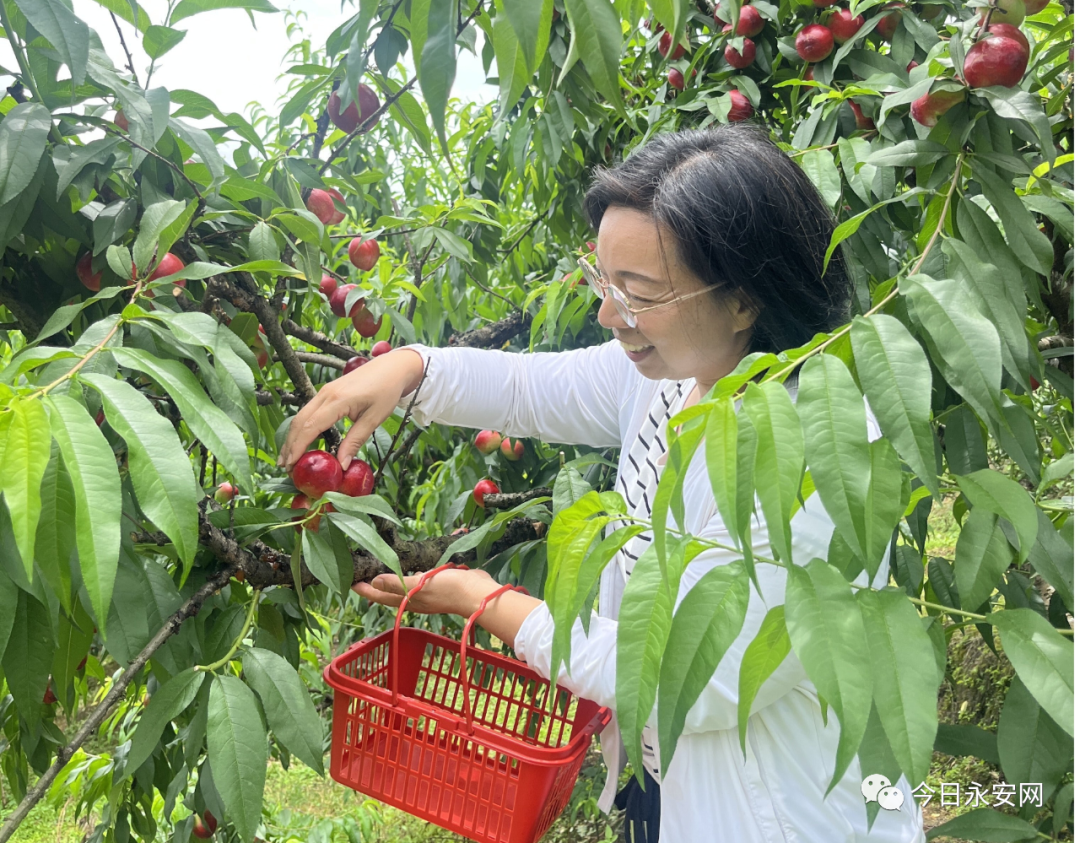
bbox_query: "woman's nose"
[596,288,630,330]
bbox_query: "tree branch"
[482,488,552,509]
[463,266,520,310]
[276,351,347,370]
[0,569,234,843]
[256,389,304,406]
[109,12,140,87]
[281,318,357,360]
[447,312,528,348]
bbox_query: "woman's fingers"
[279,390,359,470]
[335,395,394,469]
[352,580,403,608]
[353,573,415,609]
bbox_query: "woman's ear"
[726,293,759,335]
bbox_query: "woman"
[279,125,925,843]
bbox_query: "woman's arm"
[353,567,542,646]
[280,339,634,470]
[393,340,634,448]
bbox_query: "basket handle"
[459,583,529,734]
[390,563,468,706]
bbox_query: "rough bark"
[447,312,528,349]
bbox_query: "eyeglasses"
[576,256,713,329]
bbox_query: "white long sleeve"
[394,339,637,449]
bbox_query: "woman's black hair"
[583,124,852,356]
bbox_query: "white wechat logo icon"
[861,774,905,811]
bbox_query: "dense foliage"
[0,0,1073,841]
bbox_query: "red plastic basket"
[323,564,612,843]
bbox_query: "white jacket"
[397,338,926,843]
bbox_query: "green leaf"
[170,118,225,182]
[0,148,45,253]
[302,527,351,599]
[925,808,1039,841]
[737,605,790,752]
[13,0,90,85]
[417,0,457,155]
[863,438,904,582]
[992,609,1073,737]
[900,274,1002,428]
[550,522,642,684]
[142,24,186,58]
[274,211,323,247]
[797,355,870,566]
[865,140,950,167]
[1025,511,1073,612]
[133,200,187,274]
[45,395,122,627]
[0,589,53,721]
[104,552,153,666]
[36,446,77,613]
[386,87,431,153]
[242,648,325,775]
[857,588,939,786]
[971,161,1054,276]
[821,193,925,274]
[552,463,592,516]
[742,382,804,566]
[705,399,743,548]
[326,511,401,583]
[127,670,206,773]
[82,375,201,571]
[496,0,553,74]
[857,701,902,831]
[111,349,252,494]
[616,541,677,782]
[934,723,999,765]
[798,148,842,209]
[53,137,122,200]
[0,567,17,668]
[996,677,1072,793]
[942,238,1030,387]
[170,0,278,24]
[563,0,627,119]
[247,222,278,263]
[0,398,51,580]
[545,491,610,590]
[431,227,473,263]
[657,564,749,776]
[954,469,1037,564]
[645,0,689,41]
[0,102,52,206]
[321,493,401,525]
[207,675,268,843]
[92,0,152,31]
[785,559,873,791]
[51,597,93,712]
[705,398,760,585]
[953,510,1012,611]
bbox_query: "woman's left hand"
[353,568,498,618]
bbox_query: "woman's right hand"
[277,347,426,472]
